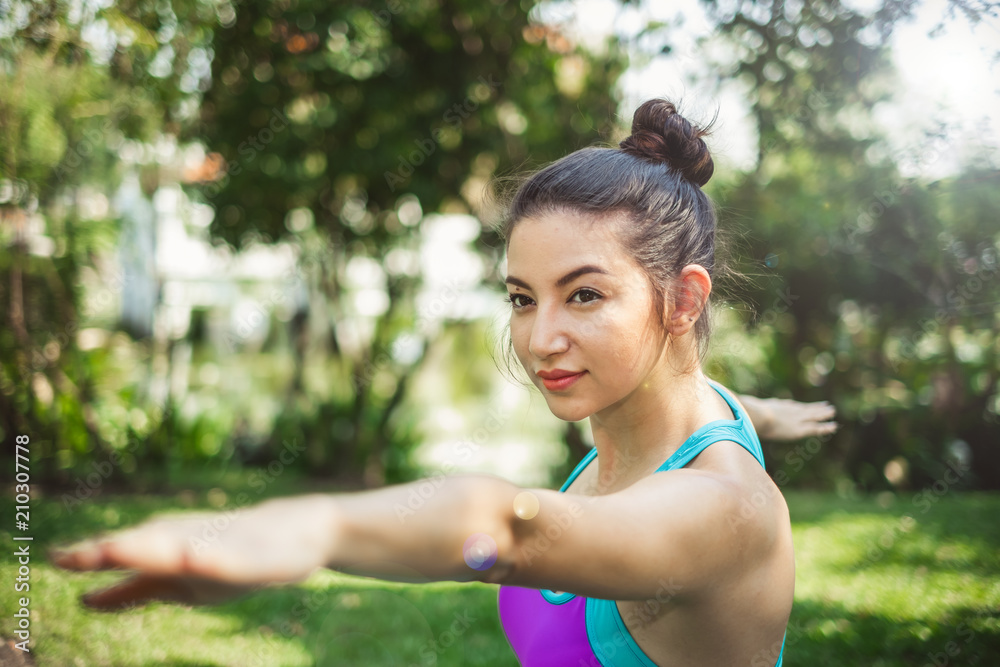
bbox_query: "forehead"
[506,211,632,274]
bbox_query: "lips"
[536,369,587,392]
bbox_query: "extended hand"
[49,495,335,612]
[757,397,838,441]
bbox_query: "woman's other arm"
[737,393,837,441]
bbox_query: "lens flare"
[513,491,540,520]
[463,533,498,571]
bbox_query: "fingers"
[49,539,106,571]
[815,420,839,434]
[784,400,837,422]
[803,401,838,435]
[805,401,837,421]
[49,527,208,613]
[49,499,331,596]
[78,572,266,612]
[79,574,184,612]
[50,524,186,575]
[777,398,835,418]
[759,397,839,440]
[793,419,838,439]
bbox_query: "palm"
[50,496,333,611]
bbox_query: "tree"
[0,0,221,481]
[190,0,627,483]
[686,0,1000,488]
[1,0,627,486]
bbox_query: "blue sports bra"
[497,379,787,666]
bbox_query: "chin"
[542,396,594,423]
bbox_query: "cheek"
[582,309,641,355]
[509,318,531,365]
[599,335,644,379]
[587,313,658,376]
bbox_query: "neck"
[587,348,723,494]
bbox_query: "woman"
[51,100,825,666]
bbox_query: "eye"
[570,288,602,304]
[508,292,534,309]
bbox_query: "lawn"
[2,471,998,666]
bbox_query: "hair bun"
[619,99,715,187]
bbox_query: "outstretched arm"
[51,467,771,610]
[49,475,515,610]
[737,393,837,441]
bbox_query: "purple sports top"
[497,380,786,667]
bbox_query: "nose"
[528,303,571,359]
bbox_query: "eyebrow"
[505,265,609,290]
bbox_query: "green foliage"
[696,0,1000,490]
[707,149,1000,490]
[0,0,211,193]
[179,0,628,484]
[0,0,222,481]
[194,0,625,247]
[696,0,917,158]
[1,0,997,492]
[0,0,626,485]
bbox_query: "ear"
[665,264,712,336]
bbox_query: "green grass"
[782,491,1000,667]
[2,474,998,666]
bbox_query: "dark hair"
[499,99,720,356]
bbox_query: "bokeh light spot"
[463,533,498,571]
[513,491,540,520]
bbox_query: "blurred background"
[1,0,998,665]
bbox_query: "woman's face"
[506,211,668,422]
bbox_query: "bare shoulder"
[685,438,790,545]
[637,453,784,550]
[499,441,789,601]
[605,456,786,589]
[613,456,795,666]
